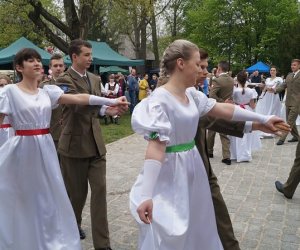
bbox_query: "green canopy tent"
[65,40,144,68]
[0,37,52,65]
[99,66,129,74]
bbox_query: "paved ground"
[81,131,300,250]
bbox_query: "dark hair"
[237,70,247,95]
[199,48,208,60]
[68,39,92,61]
[158,39,199,86]
[14,48,42,80]
[218,61,230,72]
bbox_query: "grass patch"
[100,111,134,144]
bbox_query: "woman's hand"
[137,199,153,224]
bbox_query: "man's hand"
[113,96,130,107]
[137,199,153,224]
[105,105,128,116]
[252,117,290,136]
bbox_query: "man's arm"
[199,115,245,138]
[56,74,100,117]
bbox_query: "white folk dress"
[256,77,283,137]
[230,87,261,162]
[0,84,81,250]
[0,115,14,147]
[130,87,223,250]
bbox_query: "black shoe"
[288,137,298,142]
[104,117,108,125]
[78,227,86,240]
[276,140,284,145]
[96,248,112,250]
[221,158,231,165]
[114,117,120,125]
[275,181,292,199]
[208,153,214,158]
[110,116,114,124]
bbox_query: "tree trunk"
[150,4,159,67]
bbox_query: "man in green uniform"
[40,54,65,149]
[207,61,234,165]
[56,39,126,250]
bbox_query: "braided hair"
[157,39,199,87]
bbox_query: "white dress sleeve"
[43,85,64,109]
[0,87,11,115]
[187,87,216,117]
[131,98,171,143]
[251,88,258,99]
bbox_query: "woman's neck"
[163,75,190,103]
[270,75,276,79]
[17,77,39,93]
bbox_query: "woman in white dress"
[256,66,283,136]
[0,48,129,250]
[129,40,285,250]
[230,71,261,162]
[0,74,14,146]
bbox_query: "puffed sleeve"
[0,88,11,115]
[251,89,258,99]
[43,85,64,109]
[187,87,216,117]
[131,98,172,143]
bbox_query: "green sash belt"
[166,140,195,153]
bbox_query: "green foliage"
[0,0,61,48]
[185,0,300,74]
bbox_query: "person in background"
[40,54,65,150]
[0,74,14,147]
[149,73,158,91]
[256,66,283,137]
[127,68,139,113]
[229,71,261,162]
[207,61,234,165]
[275,59,300,145]
[104,74,120,124]
[138,73,149,101]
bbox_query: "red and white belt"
[0,124,12,129]
[15,128,50,136]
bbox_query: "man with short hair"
[275,59,300,145]
[127,68,138,113]
[40,54,65,149]
[56,39,126,250]
[249,70,263,99]
[207,61,234,165]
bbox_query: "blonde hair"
[0,74,11,84]
[157,39,199,87]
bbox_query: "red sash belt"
[0,124,12,129]
[15,128,50,136]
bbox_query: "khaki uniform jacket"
[276,72,300,108]
[195,116,244,174]
[209,74,234,102]
[40,78,63,141]
[56,68,106,158]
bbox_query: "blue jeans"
[129,90,137,114]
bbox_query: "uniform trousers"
[60,155,110,248]
[283,141,300,198]
[280,105,299,141]
[207,130,231,159]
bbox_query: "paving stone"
[80,132,300,249]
